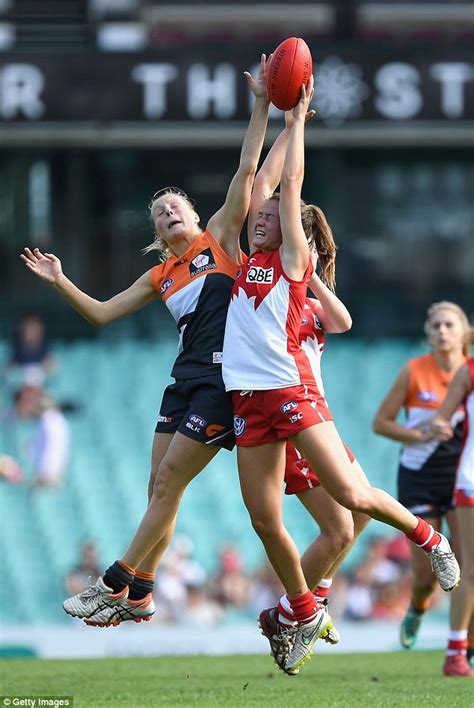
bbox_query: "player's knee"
[332,487,366,512]
[337,524,354,551]
[250,515,281,541]
[151,459,182,501]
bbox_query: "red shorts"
[453,489,474,507]
[232,384,333,447]
[284,441,355,495]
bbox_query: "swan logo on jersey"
[234,416,246,437]
[246,266,274,284]
[418,391,438,402]
[281,400,298,414]
[189,248,216,277]
[160,278,174,294]
[302,316,308,325]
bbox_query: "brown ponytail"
[268,194,338,290]
[301,204,337,291]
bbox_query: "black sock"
[128,576,155,601]
[103,560,135,593]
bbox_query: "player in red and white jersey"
[22,56,272,627]
[373,301,469,651]
[239,108,371,658]
[222,78,460,675]
[432,354,474,677]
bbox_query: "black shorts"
[155,375,235,451]
[397,463,455,518]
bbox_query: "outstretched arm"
[21,248,159,326]
[279,77,314,281]
[431,363,470,440]
[247,109,315,253]
[207,54,270,259]
[372,365,434,443]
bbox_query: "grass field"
[1,651,472,707]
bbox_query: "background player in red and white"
[432,350,474,677]
[21,56,271,627]
[243,109,371,648]
[222,78,460,676]
[373,302,469,650]
[278,301,371,641]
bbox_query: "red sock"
[314,579,332,603]
[447,638,467,657]
[288,591,318,625]
[405,517,441,552]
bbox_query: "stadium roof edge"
[1,122,474,148]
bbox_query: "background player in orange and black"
[373,301,470,650]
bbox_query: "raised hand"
[292,75,315,121]
[244,53,271,100]
[284,108,316,129]
[20,248,63,285]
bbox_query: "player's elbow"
[334,316,352,333]
[87,305,109,327]
[280,172,303,186]
[372,415,384,435]
[239,159,258,180]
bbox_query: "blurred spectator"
[344,536,412,621]
[65,542,101,596]
[211,544,251,609]
[13,383,43,420]
[155,535,207,623]
[181,581,224,626]
[0,454,23,485]
[5,384,70,488]
[249,560,283,616]
[8,314,55,385]
[30,392,71,488]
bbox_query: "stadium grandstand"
[1,0,473,683]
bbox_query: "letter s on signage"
[374,63,422,120]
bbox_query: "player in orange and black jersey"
[22,54,271,626]
[373,301,470,650]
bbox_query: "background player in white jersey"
[21,56,271,627]
[432,352,474,678]
[243,110,371,654]
[222,78,460,675]
[373,302,469,650]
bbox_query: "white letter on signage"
[374,63,422,119]
[187,64,236,119]
[430,63,473,118]
[132,64,178,119]
[0,64,45,119]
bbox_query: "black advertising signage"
[0,46,473,124]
